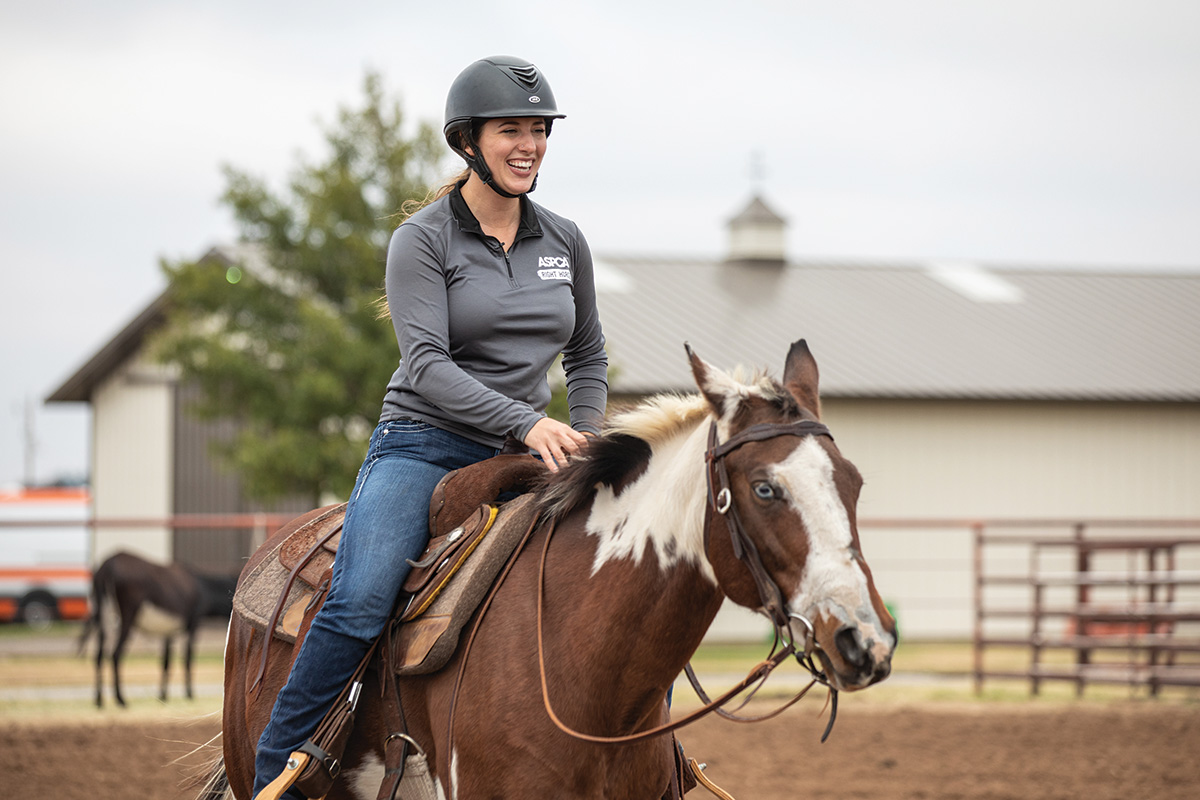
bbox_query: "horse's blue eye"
[753,482,776,500]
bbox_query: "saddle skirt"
[231,454,545,675]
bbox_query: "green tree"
[154,72,445,503]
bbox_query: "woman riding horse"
[250,55,608,798]
[219,340,897,800]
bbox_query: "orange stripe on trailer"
[0,488,89,504]
[0,566,91,578]
[0,567,92,580]
[57,597,91,619]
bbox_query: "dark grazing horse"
[206,341,897,798]
[78,551,238,707]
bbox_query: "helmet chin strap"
[470,157,537,198]
[454,140,537,198]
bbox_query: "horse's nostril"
[834,627,869,670]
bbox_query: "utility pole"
[23,394,36,488]
[749,149,766,193]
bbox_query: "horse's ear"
[782,339,822,418]
[686,342,742,418]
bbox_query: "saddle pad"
[234,504,346,642]
[236,454,544,637]
[280,508,344,588]
[393,492,538,675]
[397,752,440,800]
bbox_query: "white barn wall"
[705,398,1200,642]
[826,399,1200,519]
[90,350,173,565]
[835,398,1198,639]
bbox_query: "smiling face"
[472,117,548,196]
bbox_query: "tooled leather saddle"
[241,450,704,800]
[233,453,547,676]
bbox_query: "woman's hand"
[523,417,589,472]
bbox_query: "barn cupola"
[725,194,787,267]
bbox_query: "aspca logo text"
[537,255,572,281]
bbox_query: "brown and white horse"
[209,340,896,799]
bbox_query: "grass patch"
[4,633,1198,719]
[0,652,225,688]
[0,621,80,640]
[682,639,1200,707]
[689,639,980,675]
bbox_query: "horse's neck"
[585,423,714,583]
[558,424,724,689]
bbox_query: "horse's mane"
[535,370,797,524]
[534,393,707,525]
[605,392,712,442]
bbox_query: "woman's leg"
[252,420,496,797]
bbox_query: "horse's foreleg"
[160,635,173,702]
[94,618,106,708]
[184,629,196,700]
[112,619,135,708]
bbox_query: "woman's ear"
[451,130,476,158]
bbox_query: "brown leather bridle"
[704,418,833,644]
[699,418,840,739]
[529,417,843,746]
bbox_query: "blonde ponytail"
[376,168,474,320]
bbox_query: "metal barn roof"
[47,241,1200,406]
[593,256,1200,402]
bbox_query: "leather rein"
[535,418,841,746]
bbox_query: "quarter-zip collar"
[449,181,543,247]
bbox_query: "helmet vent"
[506,64,541,91]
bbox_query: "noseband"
[704,419,835,680]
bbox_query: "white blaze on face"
[777,438,887,643]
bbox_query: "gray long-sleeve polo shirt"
[379,185,608,449]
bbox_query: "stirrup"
[689,758,737,800]
[257,750,316,800]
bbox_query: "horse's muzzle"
[827,625,893,690]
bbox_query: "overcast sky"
[2,0,1198,488]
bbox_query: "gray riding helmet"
[444,56,565,197]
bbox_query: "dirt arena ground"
[3,627,1197,798]
[2,702,1198,799]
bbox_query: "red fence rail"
[5,513,1200,698]
[970,519,1200,696]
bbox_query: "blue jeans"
[253,419,499,798]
